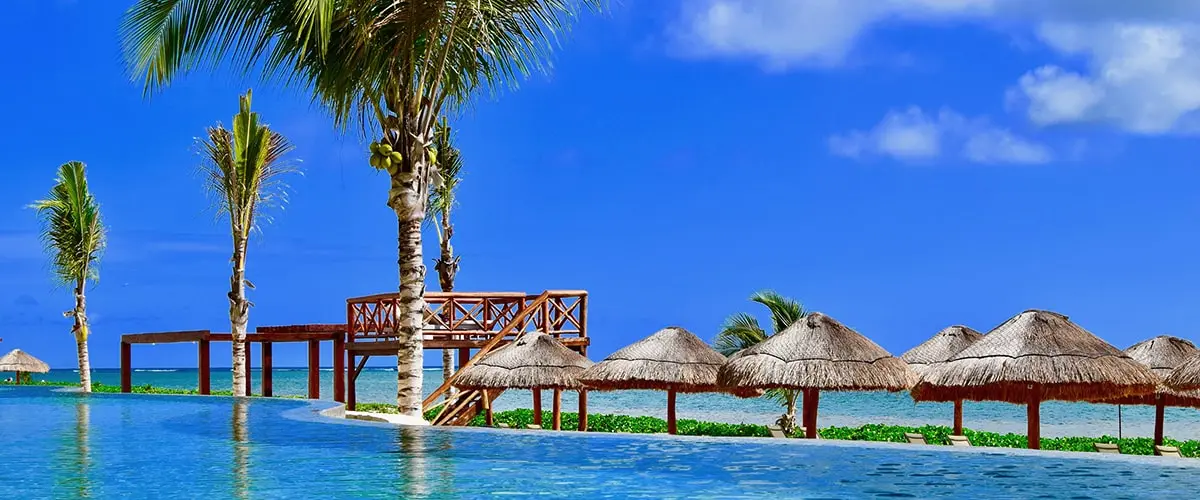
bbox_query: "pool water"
[2,387,1198,499]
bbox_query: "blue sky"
[4,1,1200,369]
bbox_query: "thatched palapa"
[455,332,592,390]
[577,326,731,434]
[1162,340,1200,392]
[911,310,1159,449]
[1102,336,1200,445]
[900,325,984,435]
[718,312,917,438]
[0,349,50,385]
[901,326,983,376]
[454,332,593,430]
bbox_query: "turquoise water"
[37,368,1200,440]
[3,386,1200,499]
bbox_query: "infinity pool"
[2,387,1198,499]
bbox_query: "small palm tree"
[714,290,807,433]
[198,90,296,397]
[427,118,464,400]
[31,161,107,393]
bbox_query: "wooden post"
[578,390,589,432]
[1154,398,1166,446]
[803,389,820,439]
[120,342,131,393]
[307,340,320,399]
[262,342,273,397]
[532,388,543,426]
[244,341,252,396]
[457,348,470,370]
[484,390,494,426]
[333,334,345,403]
[198,339,210,395]
[347,352,356,411]
[552,389,562,430]
[1027,386,1041,450]
[953,399,964,435]
[667,390,677,435]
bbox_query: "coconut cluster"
[369,141,403,171]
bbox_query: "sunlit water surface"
[3,387,1200,499]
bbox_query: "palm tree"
[198,90,296,398]
[714,290,807,433]
[122,0,603,418]
[31,162,106,393]
[427,118,464,400]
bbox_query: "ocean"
[31,368,1200,440]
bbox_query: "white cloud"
[830,107,1051,164]
[676,1,1200,135]
[1009,23,1200,134]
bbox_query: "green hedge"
[820,423,1199,456]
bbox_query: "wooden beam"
[122,330,209,345]
[578,390,588,432]
[552,389,562,431]
[120,342,131,393]
[533,389,542,425]
[198,340,210,395]
[262,342,273,398]
[347,352,356,411]
[256,324,346,334]
[349,336,588,354]
[209,332,336,343]
[245,341,252,396]
[1027,385,1041,450]
[667,390,677,435]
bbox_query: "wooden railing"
[346,290,588,344]
[421,291,552,412]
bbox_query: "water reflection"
[398,428,429,497]
[55,398,92,498]
[232,397,250,499]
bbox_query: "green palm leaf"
[30,162,106,286]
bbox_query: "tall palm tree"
[31,162,106,393]
[427,118,463,400]
[122,0,603,418]
[199,89,296,398]
[714,290,807,433]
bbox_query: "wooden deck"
[119,290,591,427]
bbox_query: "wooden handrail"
[422,290,553,410]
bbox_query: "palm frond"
[30,162,106,285]
[749,290,807,334]
[426,118,464,228]
[713,312,767,356]
[197,89,297,238]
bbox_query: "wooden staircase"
[421,292,553,425]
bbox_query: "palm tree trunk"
[72,280,92,392]
[229,239,250,397]
[785,390,797,425]
[437,209,458,401]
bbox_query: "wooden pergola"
[120,325,345,399]
[118,290,591,427]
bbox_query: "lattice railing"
[346,290,588,343]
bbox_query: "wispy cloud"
[830,107,1052,165]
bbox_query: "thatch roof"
[577,326,729,393]
[0,349,50,373]
[901,325,984,375]
[911,310,1160,403]
[1103,336,1200,407]
[717,312,917,391]
[454,332,593,390]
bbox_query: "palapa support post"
[552,389,562,430]
[262,342,274,397]
[953,399,964,435]
[1027,385,1041,450]
[667,390,677,435]
[1154,397,1166,446]
[483,389,494,426]
[333,333,345,403]
[578,390,588,432]
[307,340,320,399]
[532,389,543,426]
[198,339,210,395]
[803,389,820,439]
[120,342,131,393]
